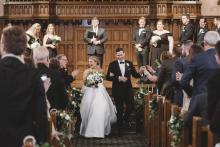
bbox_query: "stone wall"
[201,0,220,16]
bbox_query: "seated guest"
[208,40,220,137]
[0,26,48,146]
[33,46,68,110]
[57,54,79,89]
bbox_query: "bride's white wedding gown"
[80,83,117,138]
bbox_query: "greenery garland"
[134,87,147,112]
[168,113,184,147]
[66,87,82,118]
[148,97,158,120]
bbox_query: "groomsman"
[179,14,194,45]
[106,48,144,136]
[133,16,152,67]
[0,26,48,146]
[84,17,107,67]
[214,17,220,35]
[195,18,208,46]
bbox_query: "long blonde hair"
[46,24,55,35]
[26,23,41,37]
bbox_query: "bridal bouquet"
[51,35,61,44]
[30,41,40,50]
[150,35,161,47]
[84,71,104,88]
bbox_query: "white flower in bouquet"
[51,35,61,44]
[150,36,161,47]
[84,72,104,88]
[30,41,40,50]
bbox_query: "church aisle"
[73,133,147,147]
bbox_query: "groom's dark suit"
[106,60,141,133]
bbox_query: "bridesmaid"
[25,23,41,56]
[43,24,59,58]
[151,20,174,69]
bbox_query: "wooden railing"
[144,93,217,147]
[3,0,201,20]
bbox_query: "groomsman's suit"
[84,27,107,67]
[106,60,141,134]
[0,56,48,147]
[195,26,208,46]
[179,22,194,45]
[133,27,152,67]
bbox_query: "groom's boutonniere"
[126,63,129,67]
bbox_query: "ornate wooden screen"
[1,0,202,83]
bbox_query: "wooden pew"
[192,116,216,147]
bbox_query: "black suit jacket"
[59,68,74,89]
[0,57,48,146]
[179,23,194,44]
[106,60,140,98]
[37,63,68,110]
[195,27,208,46]
[179,48,219,97]
[208,69,220,136]
[133,28,152,51]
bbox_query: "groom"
[106,48,144,136]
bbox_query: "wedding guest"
[43,24,60,58]
[25,23,41,56]
[84,17,107,67]
[208,40,220,137]
[0,26,48,146]
[133,16,152,67]
[214,17,220,35]
[33,46,68,110]
[176,31,220,97]
[57,54,79,89]
[195,18,208,46]
[151,20,174,69]
[106,48,145,136]
[179,14,194,45]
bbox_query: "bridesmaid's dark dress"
[46,38,57,58]
[151,32,172,69]
[25,33,39,56]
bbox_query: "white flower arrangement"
[51,35,61,44]
[84,71,104,88]
[148,97,158,120]
[168,114,184,147]
[150,35,161,47]
[30,41,40,50]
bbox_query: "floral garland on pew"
[134,87,148,112]
[148,95,158,120]
[168,112,184,147]
[56,88,82,146]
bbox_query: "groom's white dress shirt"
[118,60,125,77]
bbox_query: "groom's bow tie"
[120,62,125,64]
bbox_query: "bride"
[80,56,117,138]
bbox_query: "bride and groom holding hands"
[80,48,145,138]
